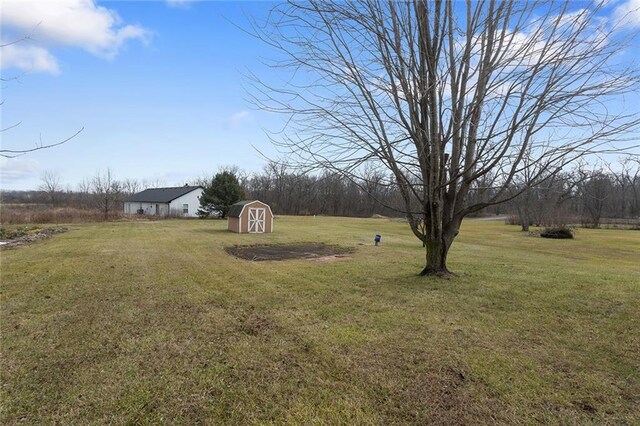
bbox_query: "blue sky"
[1,0,639,191]
[1,1,282,190]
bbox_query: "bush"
[540,226,574,239]
[0,226,30,240]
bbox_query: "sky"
[1,0,283,190]
[1,0,639,191]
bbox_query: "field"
[1,217,639,424]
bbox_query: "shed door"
[248,208,265,233]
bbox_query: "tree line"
[2,169,163,219]
[2,159,638,228]
[244,160,640,228]
[504,159,640,229]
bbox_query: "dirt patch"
[225,243,354,261]
[0,227,68,248]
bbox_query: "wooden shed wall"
[239,201,273,233]
[228,216,240,233]
[227,201,273,233]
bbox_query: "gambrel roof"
[228,200,271,217]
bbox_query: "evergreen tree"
[198,171,245,218]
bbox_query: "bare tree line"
[243,162,405,217]
[501,158,640,229]
[1,158,638,227]
[2,169,167,220]
[244,159,640,227]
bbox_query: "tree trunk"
[518,193,531,231]
[420,239,451,275]
[519,207,530,232]
[419,222,456,276]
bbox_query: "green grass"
[1,216,639,424]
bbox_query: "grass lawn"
[1,217,639,424]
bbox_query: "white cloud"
[1,42,60,74]
[0,0,150,73]
[166,0,198,8]
[614,0,640,28]
[227,111,251,129]
[0,157,40,184]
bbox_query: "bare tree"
[510,152,580,231]
[38,170,62,206]
[250,0,640,275]
[92,169,123,219]
[577,168,613,228]
[623,158,640,218]
[122,178,142,196]
[608,157,640,218]
[76,178,93,209]
[141,177,166,190]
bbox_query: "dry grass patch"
[1,217,638,424]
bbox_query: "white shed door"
[248,208,265,233]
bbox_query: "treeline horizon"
[1,159,639,227]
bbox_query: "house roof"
[228,200,270,217]
[125,186,203,203]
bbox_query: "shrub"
[0,226,44,240]
[0,227,28,240]
[540,226,574,239]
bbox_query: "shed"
[228,200,274,233]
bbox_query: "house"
[124,185,203,217]
[228,200,274,233]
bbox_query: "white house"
[124,185,204,218]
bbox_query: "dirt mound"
[225,243,354,261]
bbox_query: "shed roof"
[228,200,270,217]
[125,186,203,203]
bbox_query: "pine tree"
[197,171,245,218]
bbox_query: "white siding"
[124,188,203,217]
[168,189,203,217]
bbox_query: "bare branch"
[0,128,84,158]
[249,0,640,274]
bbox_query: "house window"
[183,204,189,214]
